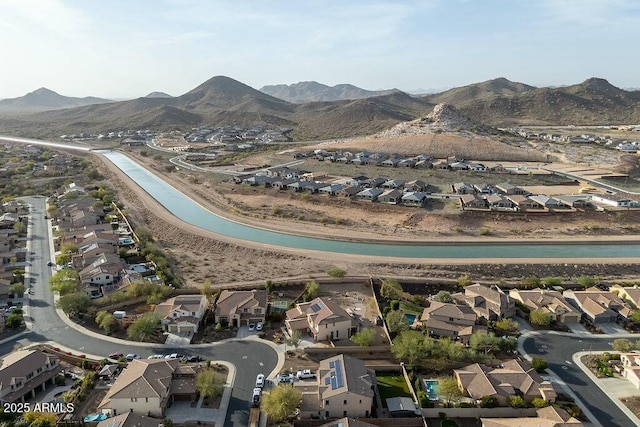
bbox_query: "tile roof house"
[563,287,632,323]
[610,285,640,309]
[154,295,209,335]
[464,284,516,320]
[213,289,267,327]
[452,182,475,194]
[317,418,378,427]
[416,301,484,344]
[496,183,529,196]
[0,349,62,404]
[378,189,404,204]
[96,412,163,427]
[401,192,428,207]
[480,406,583,427]
[298,354,375,419]
[454,359,557,405]
[286,297,355,342]
[355,188,384,202]
[98,359,199,417]
[620,353,640,389]
[509,289,581,324]
[459,194,488,210]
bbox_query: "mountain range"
[1,76,639,139]
[259,81,399,103]
[0,87,112,111]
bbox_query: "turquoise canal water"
[101,151,640,259]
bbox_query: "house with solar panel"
[285,297,356,342]
[298,354,375,419]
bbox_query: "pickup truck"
[296,369,316,379]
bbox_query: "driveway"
[598,323,627,335]
[566,322,592,335]
[165,400,218,424]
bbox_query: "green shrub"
[390,300,400,311]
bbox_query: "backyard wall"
[422,407,538,418]
[294,418,424,427]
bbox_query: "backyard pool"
[424,379,439,400]
[405,313,417,325]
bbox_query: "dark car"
[47,261,53,267]
[185,355,203,363]
[109,352,123,359]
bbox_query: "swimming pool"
[424,379,439,400]
[405,313,417,325]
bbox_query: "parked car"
[185,355,203,363]
[109,352,123,359]
[296,369,316,380]
[276,373,295,385]
[256,322,263,331]
[46,261,53,267]
[255,373,265,388]
[252,388,262,407]
[164,353,179,359]
[248,323,256,332]
[148,355,164,359]
[125,354,140,361]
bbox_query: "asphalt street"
[523,333,635,427]
[3,196,278,427]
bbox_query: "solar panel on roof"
[325,377,331,385]
[329,360,335,368]
[310,303,323,312]
[331,377,337,389]
[335,360,344,388]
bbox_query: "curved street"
[521,331,638,427]
[4,196,279,427]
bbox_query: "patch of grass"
[377,372,412,406]
[400,300,423,314]
[441,420,460,427]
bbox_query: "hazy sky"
[1,0,639,99]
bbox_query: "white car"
[248,323,256,332]
[296,369,316,380]
[256,322,263,331]
[125,354,140,361]
[148,355,164,359]
[255,373,265,388]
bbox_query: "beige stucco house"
[154,294,209,335]
[464,284,516,320]
[563,287,632,323]
[0,349,62,403]
[213,289,267,327]
[96,412,162,427]
[98,359,199,417]
[286,297,355,342]
[416,301,484,344]
[454,359,557,405]
[611,285,640,309]
[481,406,583,427]
[509,289,581,324]
[298,354,375,419]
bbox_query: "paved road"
[4,196,278,427]
[523,333,635,427]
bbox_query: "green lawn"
[441,420,460,427]
[400,300,423,314]
[376,372,412,406]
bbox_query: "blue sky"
[1,0,639,99]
